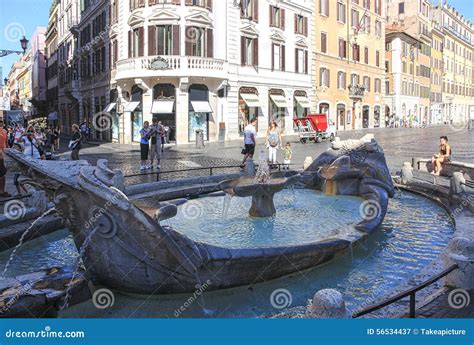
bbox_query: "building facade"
[45,3,60,121]
[385,28,423,127]
[432,2,474,126]
[430,24,444,124]
[107,0,312,144]
[312,0,386,131]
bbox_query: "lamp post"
[0,35,29,58]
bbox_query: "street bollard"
[195,130,205,149]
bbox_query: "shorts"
[284,159,291,165]
[244,144,255,155]
[149,144,162,160]
[0,159,6,178]
[140,143,150,161]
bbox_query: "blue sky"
[1,0,473,83]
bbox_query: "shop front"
[238,87,261,134]
[105,89,119,142]
[269,89,287,130]
[293,90,310,118]
[188,84,212,142]
[152,83,176,143]
[125,85,143,142]
[374,105,381,128]
[362,105,370,128]
[336,103,346,131]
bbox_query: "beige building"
[432,2,474,125]
[430,24,444,124]
[312,0,386,130]
[386,0,432,125]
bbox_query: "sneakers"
[140,165,146,171]
[156,164,161,169]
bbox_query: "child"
[283,142,292,170]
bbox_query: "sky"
[1,0,473,83]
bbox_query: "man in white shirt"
[242,118,257,166]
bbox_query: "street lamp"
[3,78,7,86]
[0,35,29,58]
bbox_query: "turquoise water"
[170,189,364,249]
[0,191,454,317]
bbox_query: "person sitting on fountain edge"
[241,118,257,167]
[431,136,452,176]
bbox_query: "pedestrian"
[0,119,12,198]
[266,121,282,169]
[69,124,82,160]
[241,118,257,167]
[148,118,162,169]
[431,136,452,176]
[21,127,42,159]
[54,125,61,151]
[140,121,151,170]
[158,121,165,153]
[283,142,292,170]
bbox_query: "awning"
[104,103,117,112]
[240,93,261,107]
[270,94,288,108]
[190,101,213,113]
[151,100,175,114]
[124,101,140,112]
[295,96,311,108]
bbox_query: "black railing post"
[156,172,160,182]
[210,167,213,176]
[409,292,416,318]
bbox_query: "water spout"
[255,149,271,184]
[1,207,56,277]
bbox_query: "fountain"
[3,136,396,297]
[220,150,296,218]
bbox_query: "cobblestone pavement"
[52,125,474,185]
[415,288,474,318]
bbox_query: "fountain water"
[255,149,271,184]
[60,226,99,310]
[222,194,233,219]
[1,207,56,277]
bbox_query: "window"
[320,68,330,87]
[337,1,346,23]
[241,36,258,66]
[319,0,329,16]
[338,38,347,58]
[295,48,308,74]
[130,0,145,11]
[337,71,346,89]
[149,25,175,56]
[362,15,370,34]
[352,44,360,62]
[351,73,359,86]
[129,27,144,58]
[270,6,285,29]
[376,50,380,67]
[321,32,327,53]
[375,78,381,93]
[399,2,405,14]
[272,44,285,71]
[363,76,370,92]
[375,20,381,37]
[375,0,382,15]
[295,14,308,36]
[186,0,212,10]
[185,27,208,57]
[241,0,258,21]
[351,9,359,28]
[363,0,370,9]
[364,46,369,64]
[402,81,407,95]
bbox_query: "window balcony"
[115,55,227,80]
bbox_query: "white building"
[109,0,313,144]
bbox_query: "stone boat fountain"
[4,136,395,296]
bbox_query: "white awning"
[190,101,213,113]
[295,96,311,108]
[151,100,175,114]
[104,103,117,112]
[240,93,261,107]
[124,101,140,112]
[270,94,288,108]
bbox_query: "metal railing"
[353,264,459,318]
[124,163,293,182]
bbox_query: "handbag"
[68,140,78,150]
[241,148,247,155]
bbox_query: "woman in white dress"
[21,127,41,159]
